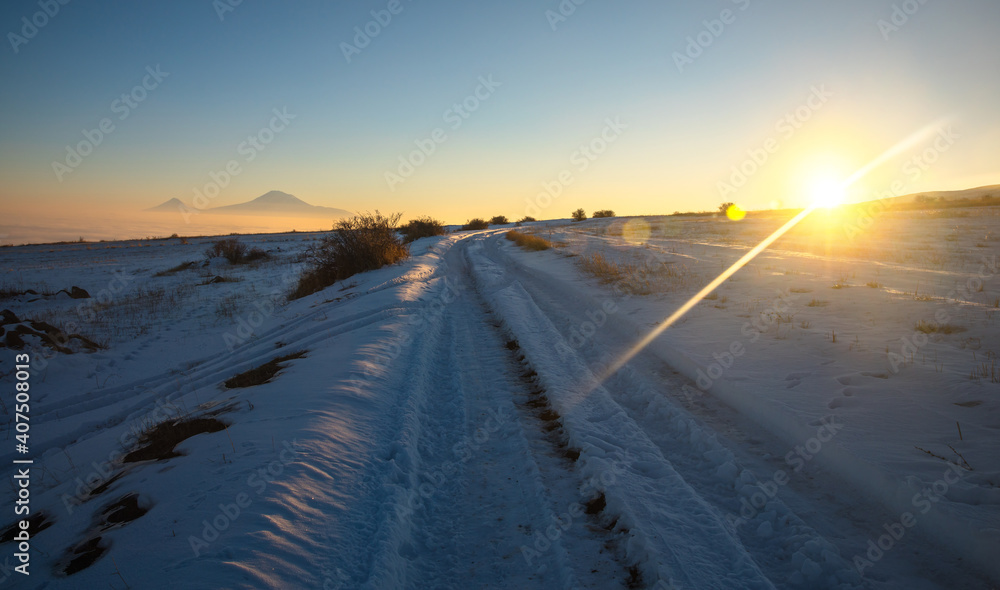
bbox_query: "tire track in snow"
[28,236,463,430]
[16,243,456,467]
[357,238,636,589]
[482,236,865,588]
[481,230,989,590]
[455,246,636,589]
[497,330,641,590]
[466,235,776,589]
[11,304,414,468]
[491,234,876,588]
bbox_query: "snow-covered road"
[2,224,997,589]
[307,230,993,589]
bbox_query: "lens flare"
[588,118,953,392]
[622,218,651,245]
[725,204,747,221]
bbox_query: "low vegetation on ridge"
[505,230,552,251]
[289,211,409,300]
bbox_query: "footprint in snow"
[785,372,809,389]
[828,387,863,409]
[837,371,889,387]
[835,374,857,386]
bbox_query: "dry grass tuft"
[506,231,552,251]
[578,252,686,295]
[915,320,966,334]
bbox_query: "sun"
[795,156,854,209]
[808,176,847,208]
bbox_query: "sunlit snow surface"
[0,209,998,589]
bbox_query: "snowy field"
[0,208,998,589]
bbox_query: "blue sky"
[1,0,998,233]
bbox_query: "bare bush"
[399,216,446,243]
[205,238,247,263]
[461,218,490,231]
[289,211,409,300]
[204,238,266,264]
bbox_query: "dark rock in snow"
[5,330,25,349]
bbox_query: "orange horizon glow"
[1,113,994,247]
[593,119,962,389]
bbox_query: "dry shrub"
[399,217,446,243]
[289,211,408,300]
[205,238,247,263]
[461,218,490,231]
[204,238,268,264]
[506,230,551,251]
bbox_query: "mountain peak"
[252,190,304,204]
[145,197,187,212]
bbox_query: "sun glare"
[794,154,856,209]
[808,177,847,208]
[588,120,951,397]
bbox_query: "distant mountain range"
[896,184,999,203]
[145,191,353,219]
